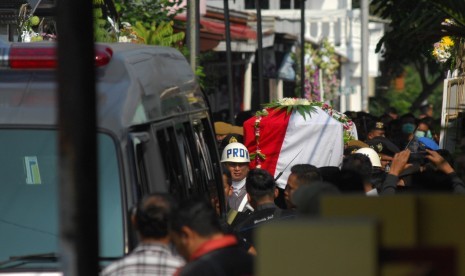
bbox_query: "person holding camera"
[425,149,465,194]
[379,149,465,195]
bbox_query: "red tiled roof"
[175,15,256,41]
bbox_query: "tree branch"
[409,74,444,112]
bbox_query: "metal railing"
[440,75,465,152]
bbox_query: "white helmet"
[355,147,382,167]
[221,142,250,163]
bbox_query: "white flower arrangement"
[264,98,316,120]
[298,38,341,102]
[278,97,311,106]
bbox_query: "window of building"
[245,0,270,9]
[281,0,302,9]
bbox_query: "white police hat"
[221,142,250,163]
[355,147,382,168]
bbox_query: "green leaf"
[250,153,256,160]
[297,106,306,120]
[255,110,268,116]
[286,105,292,114]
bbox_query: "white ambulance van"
[0,41,224,274]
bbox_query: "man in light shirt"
[100,193,184,276]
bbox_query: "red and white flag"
[244,106,344,189]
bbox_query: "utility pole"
[300,0,306,98]
[224,0,235,123]
[56,0,99,275]
[256,0,264,107]
[187,0,199,72]
[361,0,369,111]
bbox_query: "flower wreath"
[251,98,355,166]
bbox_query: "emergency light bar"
[0,43,113,69]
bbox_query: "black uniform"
[178,235,254,276]
[233,203,296,246]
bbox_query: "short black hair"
[293,181,340,216]
[417,117,433,128]
[341,154,372,183]
[290,164,322,186]
[386,107,398,115]
[400,113,417,125]
[339,154,373,192]
[318,166,341,186]
[245,168,276,202]
[135,193,176,239]
[170,197,222,237]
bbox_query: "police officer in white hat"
[221,142,251,212]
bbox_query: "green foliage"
[370,0,465,112]
[132,20,184,46]
[429,1,465,32]
[429,1,465,72]
[370,65,443,118]
[194,64,206,89]
[93,0,118,42]
[372,0,446,76]
[115,0,185,27]
[115,0,206,88]
[372,0,465,74]
[131,21,206,87]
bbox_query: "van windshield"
[0,129,123,269]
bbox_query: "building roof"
[176,14,256,41]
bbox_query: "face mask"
[402,123,415,134]
[415,130,426,138]
[415,130,433,139]
[426,130,432,139]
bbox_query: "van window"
[155,119,224,212]
[196,119,225,214]
[155,126,187,200]
[0,129,123,266]
[189,120,222,203]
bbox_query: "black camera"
[408,151,429,165]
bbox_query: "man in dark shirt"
[170,198,254,276]
[234,168,296,247]
[284,164,322,209]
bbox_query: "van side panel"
[0,44,223,269]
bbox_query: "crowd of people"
[100,193,254,276]
[213,105,465,249]
[100,105,465,275]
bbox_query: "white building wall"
[208,0,351,10]
[207,0,241,10]
[307,0,351,10]
[206,0,384,113]
[369,22,384,77]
